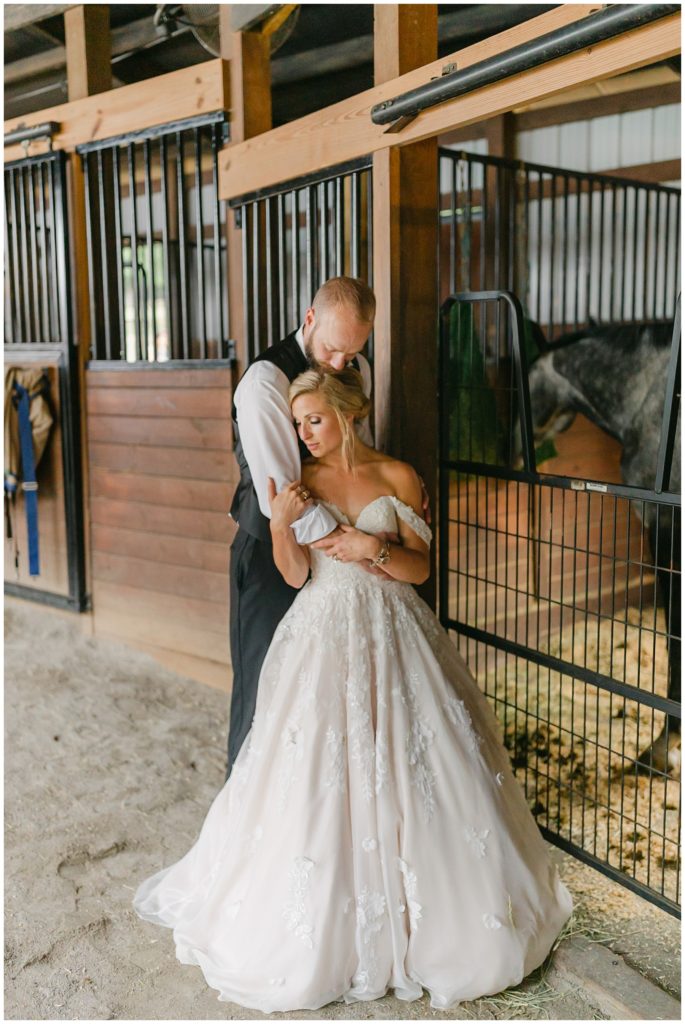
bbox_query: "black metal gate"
[439,287,681,916]
[77,112,231,364]
[4,149,87,610]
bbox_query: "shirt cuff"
[291,504,338,544]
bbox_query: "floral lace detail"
[324,727,346,793]
[397,857,423,929]
[444,695,482,755]
[277,671,317,809]
[386,496,432,547]
[282,857,315,949]
[483,913,504,930]
[362,837,378,852]
[464,825,490,859]
[353,887,386,990]
[393,671,437,821]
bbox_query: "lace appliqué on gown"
[283,856,315,949]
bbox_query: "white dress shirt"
[233,326,373,545]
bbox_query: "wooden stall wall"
[86,365,236,690]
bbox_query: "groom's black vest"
[230,332,310,543]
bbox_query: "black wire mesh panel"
[439,292,681,916]
[4,154,68,347]
[439,150,681,340]
[78,114,230,362]
[231,158,373,363]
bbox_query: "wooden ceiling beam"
[3,61,226,160]
[218,8,679,201]
[515,80,681,130]
[5,16,188,86]
[64,5,111,101]
[3,3,77,32]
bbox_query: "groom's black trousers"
[227,527,300,777]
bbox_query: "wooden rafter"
[3,61,226,161]
[218,8,680,201]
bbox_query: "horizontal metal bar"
[86,359,232,371]
[372,4,680,125]
[76,111,228,154]
[3,343,66,356]
[4,583,90,613]
[438,146,682,196]
[443,620,681,718]
[229,156,373,208]
[4,121,60,147]
[539,829,680,919]
[441,459,682,506]
[3,149,64,172]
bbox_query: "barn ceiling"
[3,3,559,124]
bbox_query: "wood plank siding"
[86,365,237,691]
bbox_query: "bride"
[134,368,572,1013]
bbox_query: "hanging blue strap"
[13,382,40,576]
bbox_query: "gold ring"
[332,554,340,562]
[301,489,310,500]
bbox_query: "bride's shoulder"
[378,458,422,503]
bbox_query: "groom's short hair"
[312,276,376,325]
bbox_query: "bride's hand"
[357,531,401,575]
[267,478,313,531]
[312,524,387,564]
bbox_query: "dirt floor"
[4,598,681,1021]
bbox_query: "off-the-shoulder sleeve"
[388,497,432,547]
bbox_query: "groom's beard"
[304,332,325,370]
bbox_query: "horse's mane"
[547,319,674,353]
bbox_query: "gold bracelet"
[370,541,391,568]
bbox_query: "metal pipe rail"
[372,4,680,127]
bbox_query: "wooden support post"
[220,6,272,374]
[483,112,515,158]
[373,5,439,608]
[64,3,113,602]
[64,5,111,101]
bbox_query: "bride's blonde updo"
[289,367,371,471]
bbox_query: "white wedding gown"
[134,496,572,1012]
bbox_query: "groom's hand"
[418,477,432,526]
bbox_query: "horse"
[523,320,681,774]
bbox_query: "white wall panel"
[652,104,681,161]
[619,108,654,167]
[558,120,590,172]
[587,114,621,171]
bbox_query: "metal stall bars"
[439,149,681,339]
[4,149,88,611]
[77,113,231,365]
[439,290,681,916]
[229,157,373,365]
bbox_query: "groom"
[227,277,376,774]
